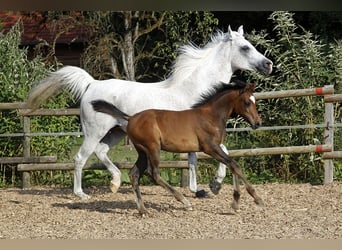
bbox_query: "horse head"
[235,83,262,129]
[226,25,273,76]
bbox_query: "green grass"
[70,137,179,163]
[68,137,183,187]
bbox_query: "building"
[0,11,89,66]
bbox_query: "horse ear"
[237,25,244,36]
[245,82,256,92]
[225,25,233,41]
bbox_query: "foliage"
[1,11,341,188]
[152,11,219,79]
[221,11,342,184]
[81,11,166,81]
[0,20,79,186]
[81,11,218,81]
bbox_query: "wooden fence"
[0,85,341,188]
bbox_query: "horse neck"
[202,90,237,122]
[166,42,234,100]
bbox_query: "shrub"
[220,11,342,184]
[0,20,79,186]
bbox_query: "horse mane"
[168,30,228,83]
[191,79,248,108]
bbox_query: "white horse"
[25,26,272,199]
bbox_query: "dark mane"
[191,79,248,108]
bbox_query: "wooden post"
[181,168,189,187]
[22,116,31,189]
[324,85,334,184]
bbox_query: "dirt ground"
[0,182,341,239]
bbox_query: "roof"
[0,11,90,45]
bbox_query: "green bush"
[0,20,80,186]
[218,11,342,184]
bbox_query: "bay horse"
[91,82,264,214]
[24,26,272,199]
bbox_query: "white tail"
[25,66,94,110]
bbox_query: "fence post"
[181,168,189,187]
[22,116,31,188]
[324,85,334,184]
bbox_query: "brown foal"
[91,82,264,215]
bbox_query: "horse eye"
[241,45,250,52]
[244,101,250,107]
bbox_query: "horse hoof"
[75,192,91,200]
[139,209,149,216]
[255,198,265,207]
[209,179,222,195]
[230,202,239,212]
[195,189,210,198]
[110,180,121,193]
[185,206,193,211]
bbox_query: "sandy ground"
[0,182,341,239]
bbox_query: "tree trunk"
[123,11,136,81]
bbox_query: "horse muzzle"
[257,59,273,75]
[252,120,262,130]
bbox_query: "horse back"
[127,108,209,153]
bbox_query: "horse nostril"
[264,60,273,74]
[265,60,273,68]
[254,120,261,129]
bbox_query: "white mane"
[168,30,230,85]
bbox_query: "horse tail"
[91,100,130,121]
[24,66,95,111]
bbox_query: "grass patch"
[69,137,183,187]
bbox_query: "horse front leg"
[209,144,228,195]
[228,159,264,209]
[227,159,260,208]
[206,144,264,211]
[231,174,241,211]
[188,152,198,193]
[188,152,209,198]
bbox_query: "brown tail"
[91,100,129,121]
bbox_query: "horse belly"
[156,112,200,152]
[160,133,200,153]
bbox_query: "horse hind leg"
[129,150,149,215]
[148,149,191,211]
[73,137,100,199]
[95,128,126,193]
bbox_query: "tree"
[81,11,218,81]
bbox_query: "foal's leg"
[209,144,228,195]
[228,158,264,209]
[231,174,241,211]
[148,148,191,210]
[129,151,149,215]
[205,145,264,210]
